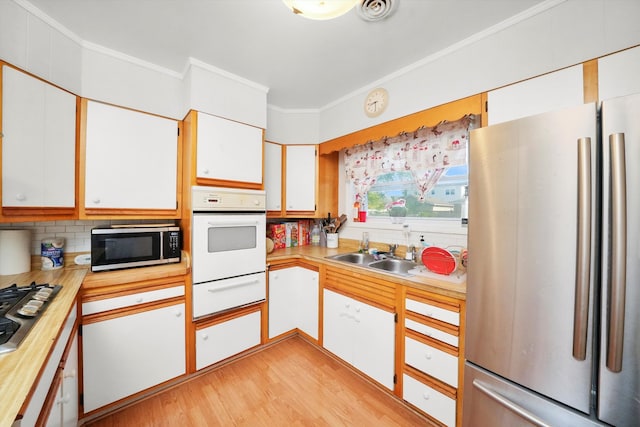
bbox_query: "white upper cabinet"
[264,142,282,212]
[2,65,76,208]
[285,145,316,212]
[83,100,178,210]
[487,64,584,125]
[598,46,640,101]
[196,112,263,186]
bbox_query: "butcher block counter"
[0,268,86,427]
[266,243,466,300]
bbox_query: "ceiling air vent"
[357,0,397,22]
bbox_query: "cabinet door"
[285,145,316,211]
[2,65,76,208]
[487,65,583,125]
[82,303,186,413]
[296,268,319,340]
[84,100,178,210]
[322,289,353,363]
[61,331,79,427]
[196,310,261,370]
[264,141,282,212]
[352,300,395,390]
[196,112,263,185]
[268,268,296,338]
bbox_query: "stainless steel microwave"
[91,225,181,272]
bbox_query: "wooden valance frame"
[319,94,484,155]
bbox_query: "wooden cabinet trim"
[81,296,184,324]
[404,365,457,400]
[324,267,396,310]
[82,277,186,300]
[195,303,263,330]
[405,290,461,314]
[319,94,483,154]
[405,328,458,357]
[405,311,459,337]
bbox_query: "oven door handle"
[207,221,260,227]
[207,279,260,292]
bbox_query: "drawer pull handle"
[202,333,209,340]
[175,311,182,318]
[136,297,144,303]
[425,353,432,360]
[423,392,430,400]
[207,279,259,292]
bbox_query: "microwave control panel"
[192,186,266,212]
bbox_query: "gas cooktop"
[0,282,62,355]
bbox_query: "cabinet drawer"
[403,374,456,427]
[405,298,459,326]
[82,286,184,315]
[193,272,266,319]
[405,337,458,388]
[405,318,459,348]
[196,310,261,370]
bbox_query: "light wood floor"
[85,336,429,426]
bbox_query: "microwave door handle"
[608,133,627,373]
[573,137,591,361]
[207,279,260,292]
[472,380,553,427]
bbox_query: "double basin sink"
[326,252,418,276]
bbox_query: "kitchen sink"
[368,258,418,276]
[326,252,376,265]
[326,252,418,276]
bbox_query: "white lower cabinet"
[44,331,79,427]
[195,310,261,370]
[405,337,458,388]
[82,302,186,413]
[268,266,318,340]
[14,305,78,427]
[403,292,462,427]
[403,374,456,427]
[323,289,395,390]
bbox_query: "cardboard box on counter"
[268,223,286,249]
[284,222,298,247]
[298,220,311,246]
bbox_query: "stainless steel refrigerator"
[463,93,640,426]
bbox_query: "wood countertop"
[0,268,86,427]
[0,256,190,427]
[267,245,466,300]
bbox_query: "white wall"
[598,45,640,101]
[0,0,82,94]
[186,59,268,128]
[318,0,640,142]
[266,106,320,144]
[0,1,268,124]
[81,47,184,120]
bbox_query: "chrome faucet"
[388,244,398,257]
[406,245,416,261]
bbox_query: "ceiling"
[25,0,547,110]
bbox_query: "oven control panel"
[192,186,266,211]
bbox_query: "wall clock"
[364,87,388,117]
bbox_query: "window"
[365,165,468,220]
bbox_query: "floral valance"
[344,114,475,200]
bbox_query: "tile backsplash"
[1,219,172,255]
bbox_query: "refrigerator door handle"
[473,379,553,427]
[608,133,627,373]
[573,137,592,361]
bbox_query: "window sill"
[347,217,468,236]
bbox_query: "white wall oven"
[191,186,266,319]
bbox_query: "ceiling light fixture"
[282,0,360,20]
